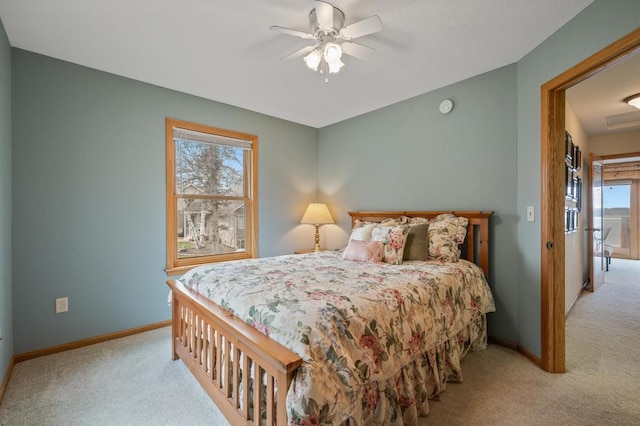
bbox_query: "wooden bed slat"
[266,373,274,426]
[242,354,250,417]
[252,365,261,425]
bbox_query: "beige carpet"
[1,260,639,425]
[0,327,227,425]
[424,258,640,425]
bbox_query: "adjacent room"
[1,0,639,424]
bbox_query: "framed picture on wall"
[565,165,574,199]
[576,177,582,211]
[565,131,573,165]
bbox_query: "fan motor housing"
[309,6,344,36]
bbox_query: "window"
[603,180,631,256]
[166,118,258,275]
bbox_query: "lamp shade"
[300,203,334,225]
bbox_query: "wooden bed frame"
[167,210,492,425]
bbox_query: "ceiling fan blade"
[281,44,319,61]
[341,41,375,60]
[270,25,315,40]
[339,15,382,40]
[315,1,334,32]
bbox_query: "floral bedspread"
[178,250,495,425]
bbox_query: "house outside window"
[166,118,258,275]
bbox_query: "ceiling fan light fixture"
[624,93,640,109]
[304,49,322,71]
[271,2,383,82]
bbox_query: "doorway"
[541,28,640,373]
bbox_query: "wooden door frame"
[540,27,640,373]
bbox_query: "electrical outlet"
[55,297,69,314]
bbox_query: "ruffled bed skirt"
[343,314,489,426]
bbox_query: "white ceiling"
[0,0,596,128]
[567,52,640,136]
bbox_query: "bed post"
[169,280,179,361]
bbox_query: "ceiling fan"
[270,1,383,82]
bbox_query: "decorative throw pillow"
[371,224,410,265]
[403,223,429,261]
[342,239,384,263]
[427,214,469,262]
[349,222,376,241]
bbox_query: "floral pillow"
[427,214,469,262]
[371,224,410,265]
[342,239,384,263]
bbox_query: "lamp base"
[313,224,322,252]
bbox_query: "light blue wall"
[318,65,520,342]
[7,0,640,359]
[11,49,318,353]
[516,0,640,355]
[0,19,12,378]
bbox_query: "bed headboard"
[348,211,493,277]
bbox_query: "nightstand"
[294,248,326,254]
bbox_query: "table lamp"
[300,203,334,252]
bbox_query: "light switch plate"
[527,206,535,222]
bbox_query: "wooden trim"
[165,117,259,274]
[634,181,640,259]
[0,355,16,404]
[540,26,640,373]
[489,335,518,351]
[565,285,584,317]
[166,118,177,275]
[540,86,566,373]
[14,320,171,363]
[489,336,542,367]
[542,28,640,91]
[518,344,542,367]
[599,151,640,161]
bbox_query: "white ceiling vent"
[604,110,640,131]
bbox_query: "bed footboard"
[167,280,303,426]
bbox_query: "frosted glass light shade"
[304,50,322,71]
[328,58,344,74]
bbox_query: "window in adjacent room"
[166,118,258,275]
